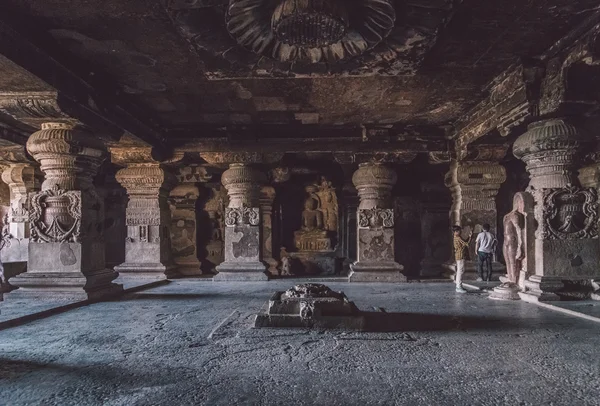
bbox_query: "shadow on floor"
[361,311,519,332]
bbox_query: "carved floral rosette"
[540,185,598,240]
[358,207,394,229]
[225,0,395,64]
[29,185,82,243]
[224,205,260,226]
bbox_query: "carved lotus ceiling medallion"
[166,0,458,78]
[226,0,396,64]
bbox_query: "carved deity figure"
[503,194,526,284]
[315,176,338,232]
[280,247,291,276]
[300,197,326,233]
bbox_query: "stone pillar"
[214,163,268,281]
[445,160,507,280]
[169,184,202,276]
[260,186,278,275]
[349,163,405,282]
[0,164,38,292]
[115,164,177,279]
[514,118,600,301]
[10,123,122,300]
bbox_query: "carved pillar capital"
[221,163,266,208]
[513,118,592,190]
[446,160,507,213]
[27,122,107,192]
[1,164,36,225]
[115,164,176,200]
[352,163,397,209]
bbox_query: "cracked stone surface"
[1,281,600,405]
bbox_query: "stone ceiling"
[0,0,598,143]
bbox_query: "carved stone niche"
[349,163,405,282]
[169,184,201,276]
[166,0,458,78]
[290,177,339,276]
[197,184,228,274]
[10,123,122,300]
[513,119,600,301]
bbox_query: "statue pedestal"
[290,251,337,276]
[489,282,521,300]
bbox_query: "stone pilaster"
[214,163,268,281]
[169,184,201,276]
[115,164,177,279]
[260,186,278,275]
[514,119,600,301]
[10,123,122,300]
[349,163,405,282]
[445,160,507,280]
[0,163,38,292]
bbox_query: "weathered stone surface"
[9,123,122,300]
[214,164,268,281]
[350,163,405,282]
[255,283,365,329]
[514,119,600,301]
[114,161,177,279]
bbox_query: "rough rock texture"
[2,281,600,405]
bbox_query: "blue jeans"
[477,251,493,281]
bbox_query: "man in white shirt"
[475,223,496,281]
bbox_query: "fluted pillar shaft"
[349,163,405,282]
[10,123,122,300]
[115,164,176,279]
[214,163,268,281]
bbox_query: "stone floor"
[1,281,599,406]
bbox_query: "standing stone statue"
[490,194,526,300]
[315,176,338,233]
[280,247,292,276]
[503,196,525,284]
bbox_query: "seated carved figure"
[294,197,331,251]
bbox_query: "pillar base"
[114,262,175,279]
[8,269,123,301]
[214,261,269,281]
[348,261,406,282]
